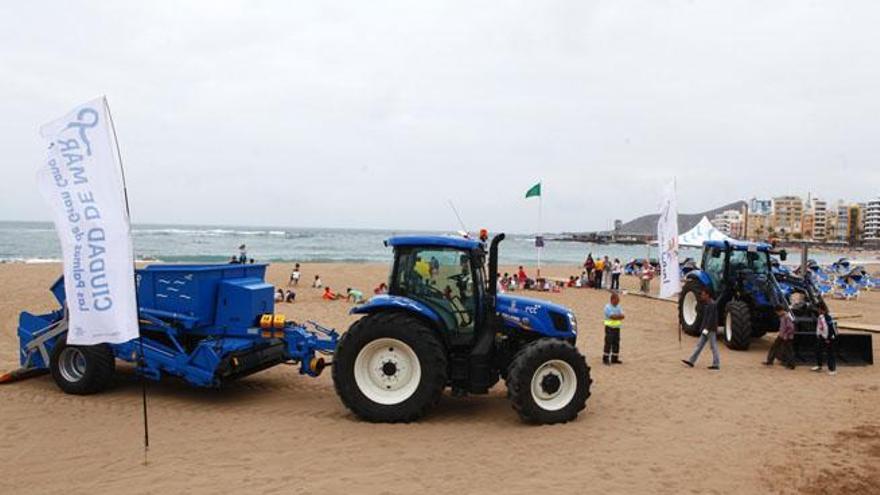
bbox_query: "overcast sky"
[1,1,878,233]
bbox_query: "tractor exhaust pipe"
[467,233,505,394]
[487,233,505,309]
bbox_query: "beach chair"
[841,284,860,300]
[817,283,833,296]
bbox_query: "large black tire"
[506,339,591,425]
[678,279,705,337]
[723,301,753,350]
[332,312,447,423]
[49,337,116,395]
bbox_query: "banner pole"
[104,97,150,464]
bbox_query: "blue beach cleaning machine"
[6,263,337,393]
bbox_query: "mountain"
[615,200,747,235]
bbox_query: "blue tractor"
[8,264,337,393]
[677,240,873,365]
[331,234,592,424]
[679,240,799,349]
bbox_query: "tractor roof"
[386,235,482,251]
[704,240,772,252]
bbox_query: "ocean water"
[0,221,853,267]
[0,221,679,266]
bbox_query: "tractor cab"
[384,236,486,345]
[700,240,774,294]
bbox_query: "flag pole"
[103,97,150,465]
[537,181,542,277]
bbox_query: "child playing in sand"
[289,263,301,287]
[517,266,527,289]
[764,306,796,369]
[603,292,625,365]
[347,288,365,303]
[323,287,344,301]
[313,275,323,288]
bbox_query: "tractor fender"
[350,295,442,325]
[685,270,713,292]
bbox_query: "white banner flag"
[658,179,681,299]
[36,97,138,345]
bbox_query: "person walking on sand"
[289,263,301,287]
[640,261,655,294]
[602,256,612,289]
[603,292,625,365]
[763,305,796,369]
[611,258,622,291]
[812,303,837,375]
[682,288,720,370]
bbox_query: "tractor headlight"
[568,312,578,334]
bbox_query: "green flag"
[525,182,541,199]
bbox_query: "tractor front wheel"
[49,338,116,395]
[723,301,753,350]
[332,312,447,423]
[506,339,591,424]
[678,279,705,337]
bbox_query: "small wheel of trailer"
[506,339,591,425]
[678,279,705,337]
[49,339,115,395]
[723,301,753,351]
[332,312,447,423]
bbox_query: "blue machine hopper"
[16,263,337,389]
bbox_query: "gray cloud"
[1,1,878,233]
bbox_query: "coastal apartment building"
[771,196,803,238]
[827,202,849,243]
[711,209,745,238]
[749,198,772,216]
[745,212,769,240]
[866,197,880,244]
[808,198,827,241]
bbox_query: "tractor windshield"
[728,249,771,275]
[391,246,477,334]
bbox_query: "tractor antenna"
[448,200,469,235]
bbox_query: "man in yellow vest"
[603,291,625,365]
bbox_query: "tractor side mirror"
[779,250,787,262]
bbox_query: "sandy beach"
[0,262,878,494]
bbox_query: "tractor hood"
[495,293,577,338]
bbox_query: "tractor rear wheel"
[723,301,753,350]
[49,338,115,395]
[506,339,591,425]
[332,312,447,423]
[679,279,705,336]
